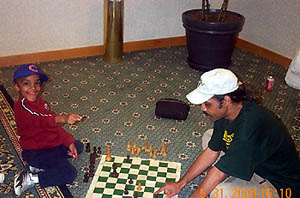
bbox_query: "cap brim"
[39,73,48,83]
[13,72,48,83]
[186,88,213,105]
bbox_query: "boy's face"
[13,74,42,102]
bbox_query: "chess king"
[155,69,300,198]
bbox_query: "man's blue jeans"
[22,140,83,188]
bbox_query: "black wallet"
[155,98,190,120]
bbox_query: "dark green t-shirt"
[208,101,300,195]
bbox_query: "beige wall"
[0,0,299,59]
[227,0,300,59]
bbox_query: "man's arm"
[190,166,228,198]
[178,147,220,188]
[155,147,220,197]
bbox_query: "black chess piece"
[90,153,95,164]
[97,146,101,155]
[92,146,98,158]
[128,176,133,184]
[111,163,119,177]
[89,169,94,177]
[133,191,138,198]
[112,163,117,169]
[89,164,95,171]
[83,172,89,182]
[126,155,130,163]
[124,186,129,195]
[85,142,91,152]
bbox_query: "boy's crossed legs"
[14,140,83,196]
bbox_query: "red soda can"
[266,76,274,91]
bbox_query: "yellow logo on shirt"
[223,130,234,149]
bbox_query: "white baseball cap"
[186,69,239,104]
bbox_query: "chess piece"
[97,146,101,155]
[161,144,168,157]
[152,149,158,159]
[136,147,141,157]
[149,144,153,151]
[142,141,148,151]
[145,143,151,153]
[106,146,112,161]
[149,148,153,157]
[124,186,129,195]
[161,144,166,152]
[111,163,119,177]
[133,191,138,198]
[136,182,142,191]
[148,145,153,157]
[126,155,131,163]
[85,142,91,152]
[89,169,94,177]
[133,141,137,150]
[83,172,89,182]
[130,146,135,155]
[127,141,131,152]
[128,176,133,184]
[90,153,96,165]
[89,164,95,171]
[93,146,98,158]
[162,150,168,158]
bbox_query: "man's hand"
[68,143,78,161]
[154,182,182,198]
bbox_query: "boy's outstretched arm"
[55,113,82,125]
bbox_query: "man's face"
[14,74,41,102]
[200,97,227,122]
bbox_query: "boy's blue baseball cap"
[13,64,48,83]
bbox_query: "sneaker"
[14,170,35,197]
[0,173,5,183]
[29,166,44,173]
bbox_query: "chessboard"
[85,155,181,198]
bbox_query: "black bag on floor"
[155,98,190,120]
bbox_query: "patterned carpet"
[0,46,299,197]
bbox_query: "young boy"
[13,64,84,197]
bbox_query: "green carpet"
[0,46,299,197]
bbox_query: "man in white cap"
[155,69,300,198]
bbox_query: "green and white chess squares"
[86,155,181,198]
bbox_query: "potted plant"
[182,0,245,71]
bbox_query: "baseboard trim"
[235,39,292,68]
[0,46,105,67]
[0,36,291,68]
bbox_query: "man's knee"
[202,129,213,150]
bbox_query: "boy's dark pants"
[22,140,83,188]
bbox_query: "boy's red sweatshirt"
[14,96,75,150]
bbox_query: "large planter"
[182,9,245,71]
